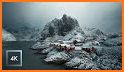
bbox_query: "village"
[50,39,97,53]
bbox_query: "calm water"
[2,41,65,70]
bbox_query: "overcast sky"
[3,2,122,33]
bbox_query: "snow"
[35,28,122,69]
[61,44,66,46]
[41,47,53,54]
[75,47,82,50]
[78,62,94,69]
[31,41,50,49]
[83,27,104,36]
[65,56,97,70]
[102,37,122,46]
[63,27,85,41]
[63,41,73,44]
[38,14,82,40]
[2,29,16,41]
[44,51,70,63]
[47,49,58,57]
[65,57,82,67]
[31,14,122,70]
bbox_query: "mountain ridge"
[39,14,84,40]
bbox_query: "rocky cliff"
[40,14,84,40]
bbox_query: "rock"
[97,55,121,70]
[78,62,94,69]
[65,57,82,67]
[39,14,84,40]
[90,53,98,61]
[41,47,53,54]
[47,49,59,57]
[91,65,100,70]
[102,37,122,46]
[83,28,104,36]
[63,27,85,41]
[31,42,49,49]
[44,51,70,63]
[65,56,96,69]
[79,51,92,60]
[79,57,94,69]
[107,33,121,39]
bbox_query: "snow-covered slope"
[83,27,104,36]
[2,29,16,41]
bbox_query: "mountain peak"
[40,14,83,40]
[62,14,68,19]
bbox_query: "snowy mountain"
[3,22,41,41]
[83,27,104,36]
[31,14,122,70]
[2,29,16,41]
[39,14,84,40]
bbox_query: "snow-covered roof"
[63,41,73,43]
[75,46,82,50]
[75,39,81,42]
[54,43,59,45]
[61,44,67,46]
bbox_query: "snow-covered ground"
[44,51,70,63]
